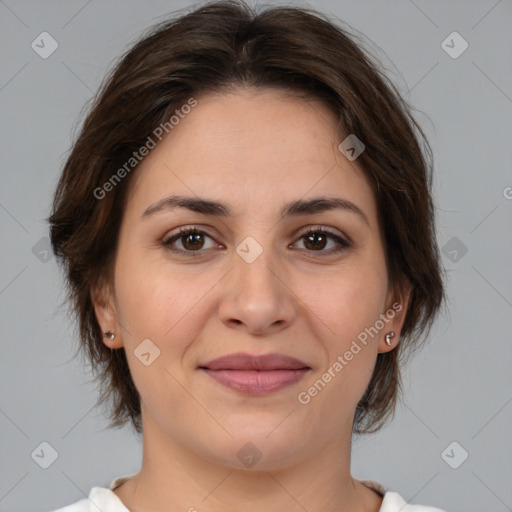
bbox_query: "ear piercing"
[102,329,397,345]
[103,329,396,346]
[385,331,395,346]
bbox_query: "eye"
[292,227,351,255]
[161,226,220,256]
[162,225,350,257]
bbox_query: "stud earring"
[103,330,115,340]
[385,331,395,346]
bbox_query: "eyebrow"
[141,194,370,226]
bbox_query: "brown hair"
[48,0,445,435]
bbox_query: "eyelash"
[161,226,351,257]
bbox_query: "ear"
[377,281,412,354]
[91,278,124,349]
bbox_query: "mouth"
[200,368,311,395]
[198,352,311,396]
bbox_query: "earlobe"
[379,282,412,353]
[102,329,121,348]
[91,282,124,349]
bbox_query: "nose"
[217,241,297,336]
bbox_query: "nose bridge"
[217,228,295,333]
[233,231,281,289]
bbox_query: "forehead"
[167,88,341,168]
[124,87,377,224]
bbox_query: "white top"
[50,475,449,512]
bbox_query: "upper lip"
[199,352,310,371]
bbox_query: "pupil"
[185,233,202,249]
[307,233,325,250]
[181,232,327,251]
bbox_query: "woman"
[48,1,447,510]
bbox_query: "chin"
[195,429,311,472]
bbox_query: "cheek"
[114,241,197,334]
[303,256,387,394]
[113,251,217,393]
[113,270,194,413]
[309,258,388,338]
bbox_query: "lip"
[200,352,310,371]
[199,352,311,396]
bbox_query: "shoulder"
[47,485,129,512]
[49,497,90,512]
[47,474,136,511]
[380,490,450,512]
[360,480,449,512]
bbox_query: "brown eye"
[181,231,205,250]
[161,226,350,257]
[295,228,350,255]
[162,227,218,255]
[303,231,328,251]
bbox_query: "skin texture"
[93,87,410,512]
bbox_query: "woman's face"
[95,87,408,469]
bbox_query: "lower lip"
[201,368,310,395]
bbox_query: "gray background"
[1,0,511,511]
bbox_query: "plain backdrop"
[1,1,511,511]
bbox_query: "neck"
[114,412,383,512]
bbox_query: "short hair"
[48,0,446,436]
